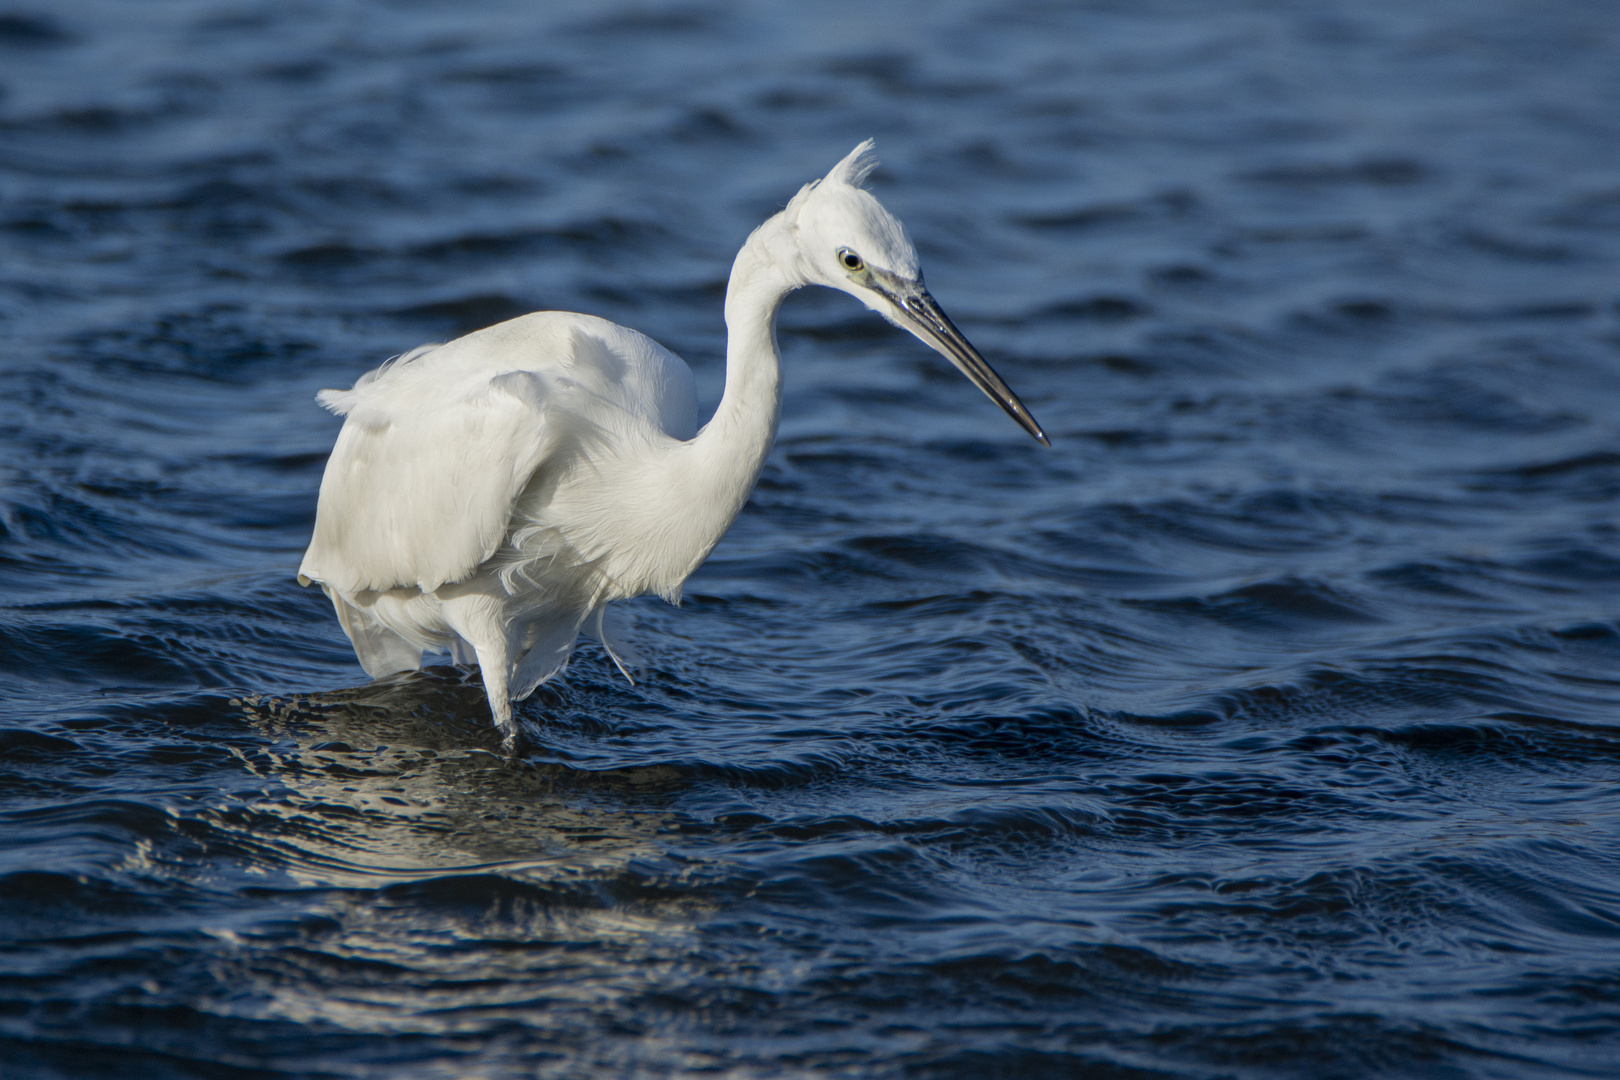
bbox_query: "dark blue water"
[4,1,1620,1076]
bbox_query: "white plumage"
[300,141,1046,747]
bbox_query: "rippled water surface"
[5,1,1620,1076]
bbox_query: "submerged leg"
[473,639,518,752]
[439,592,520,751]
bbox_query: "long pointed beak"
[888,285,1049,446]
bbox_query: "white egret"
[299,141,1047,747]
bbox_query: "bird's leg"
[482,680,515,757]
[476,650,519,753]
[440,593,521,752]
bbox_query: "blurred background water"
[3,1,1620,1076]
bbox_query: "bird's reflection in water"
[236,668,693,869]
[222,674,728,1042]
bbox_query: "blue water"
[4,1,1620,1076]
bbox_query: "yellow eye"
[838,249,864,272]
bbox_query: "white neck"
[681,212,802,537]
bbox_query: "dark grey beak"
[888,285,1049,446]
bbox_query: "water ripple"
[4,0,1620,1076]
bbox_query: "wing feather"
[300,360,554,594]
[299,312,700,598]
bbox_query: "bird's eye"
[838,249,865,272]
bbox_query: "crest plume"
[826,138,878,189]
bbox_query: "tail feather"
[324,587,423,677]
[591,605,640,685]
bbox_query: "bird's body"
[300,142,1044,746]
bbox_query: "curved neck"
[689,212,801,505]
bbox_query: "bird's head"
[783,140,1048,446]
